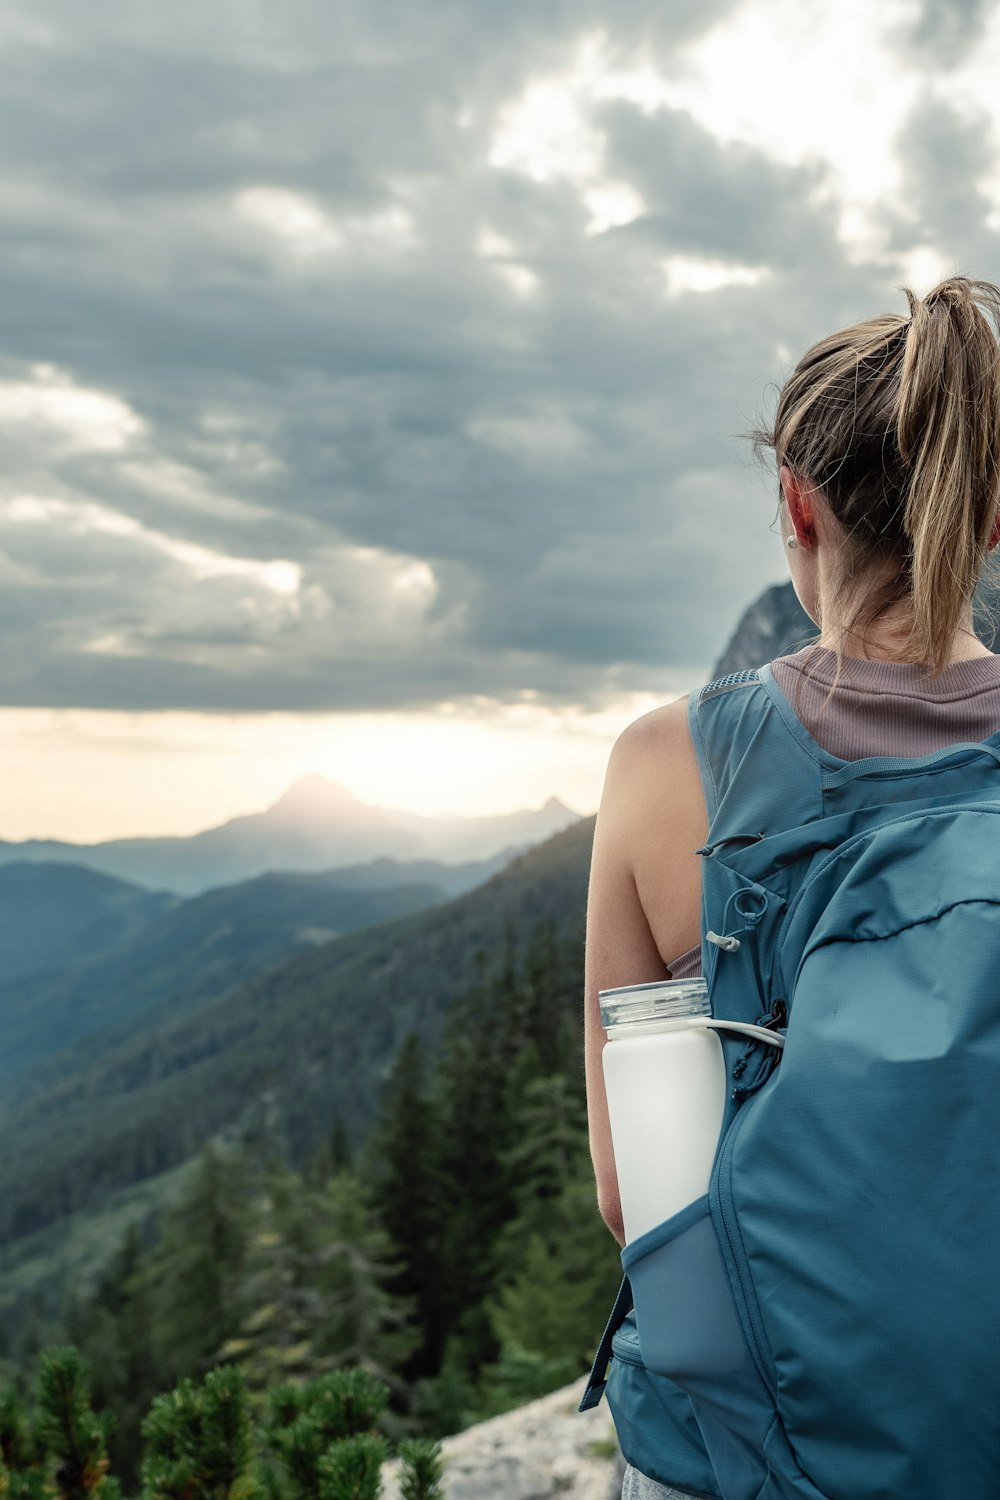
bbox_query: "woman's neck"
[811,555,990,666]
[817,613,991,666]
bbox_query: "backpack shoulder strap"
[687,665,825,843]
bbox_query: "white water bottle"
[600,978,727,1244]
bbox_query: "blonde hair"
[751,276,1000,675]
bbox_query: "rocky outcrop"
[712,573,1000,678]
[380,1376,625,1500]
[711,582,814,676]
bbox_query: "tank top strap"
[687,666,825,844]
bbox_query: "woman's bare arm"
[584,696,708,1245]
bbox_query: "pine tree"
[65,1221,158,1492]
[366,1035,446,1377]
[397,1438,444,1500]
[6,1469,55,1500]
[223,1164,414,1403]
[260,1369,389,1500]
[139,1364,255,1500]
[34,1346,113,1498]
[497,1074,588,1254]
[216,1161,328,1397]
[484,1165,621,1381]
[317,1434,387,1500]
[433,961,517,1364]
[303,1115,353,1187]
[0,1383,39,1473]
[309,1176,416,1386]
[144,1148,253,1381]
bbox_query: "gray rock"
[380,1375,622,1500]
[711,582,814,677]
[712,574,1000,679]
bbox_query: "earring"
[786,535,799,550]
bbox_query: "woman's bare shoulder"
[612,695,691,751]
[590,693,707,976]
[604,696,698,799]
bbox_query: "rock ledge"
[381,1375,623,1500]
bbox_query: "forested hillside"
[0,863,460,1085]
[0,862,171,983]
[0,819,596,1302]
[3,819,614,1492]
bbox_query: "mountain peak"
[269,776,364,818]
[541,795,575,815]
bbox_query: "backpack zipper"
[730,999,786,1104]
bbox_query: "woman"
[584,275,1000,1497]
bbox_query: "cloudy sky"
[2,0,999,839]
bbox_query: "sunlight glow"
[487,34,652,237]
[236,187,343,253]
[235,187,416,257]
[0,364,143,451]
[1,493,302,595]
[0,691,688,842]
[584,180,647,236]
[475,226,540,297]
[930,8,1000,233]
[897,244,957,295]
[657,0,923,261]
[663,256,770,297]
[485,7,944,265]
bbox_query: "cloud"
[0,0,998,714]
[0,366,143,454]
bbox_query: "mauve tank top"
[666,645,1000,980]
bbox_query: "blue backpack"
[582,663,1000,1500]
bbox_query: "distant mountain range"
[0,816,597,1320]
[0,852,509,1084]
[0,580,816,1317]
[0,775,580,896]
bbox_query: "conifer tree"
[65,1221,157,1491]
[216,1161,327,1396]
[366,1035,446,1377]
[498,1074,588,1253]
[224,1164,413,1402]
[486,1166,621,1373]
[316,1432,387,1500]
[145,1148,253,1381]
[35,1346,113,1498]
[5,1468,52,1499]
[397,1438,444,1500]
[0,1383,39,1473]
[0,1380,47,1498]
[311,1176,416,1386]
[434,960,516,1360]
[260,1369,388,1500]
[520,919,578,1075]
[139,1364,255,1500]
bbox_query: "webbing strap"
[579,1274,633,1412]
[822,740,1000,788]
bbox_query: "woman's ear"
[779,464,818,549]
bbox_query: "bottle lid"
[599,977,710,1031]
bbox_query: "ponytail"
[897,279,1000,672]
[752,275,1000,675]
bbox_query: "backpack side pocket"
[622,1196,744,1380]
[621,1192,778,1500]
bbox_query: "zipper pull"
[730,1000,786,1106]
